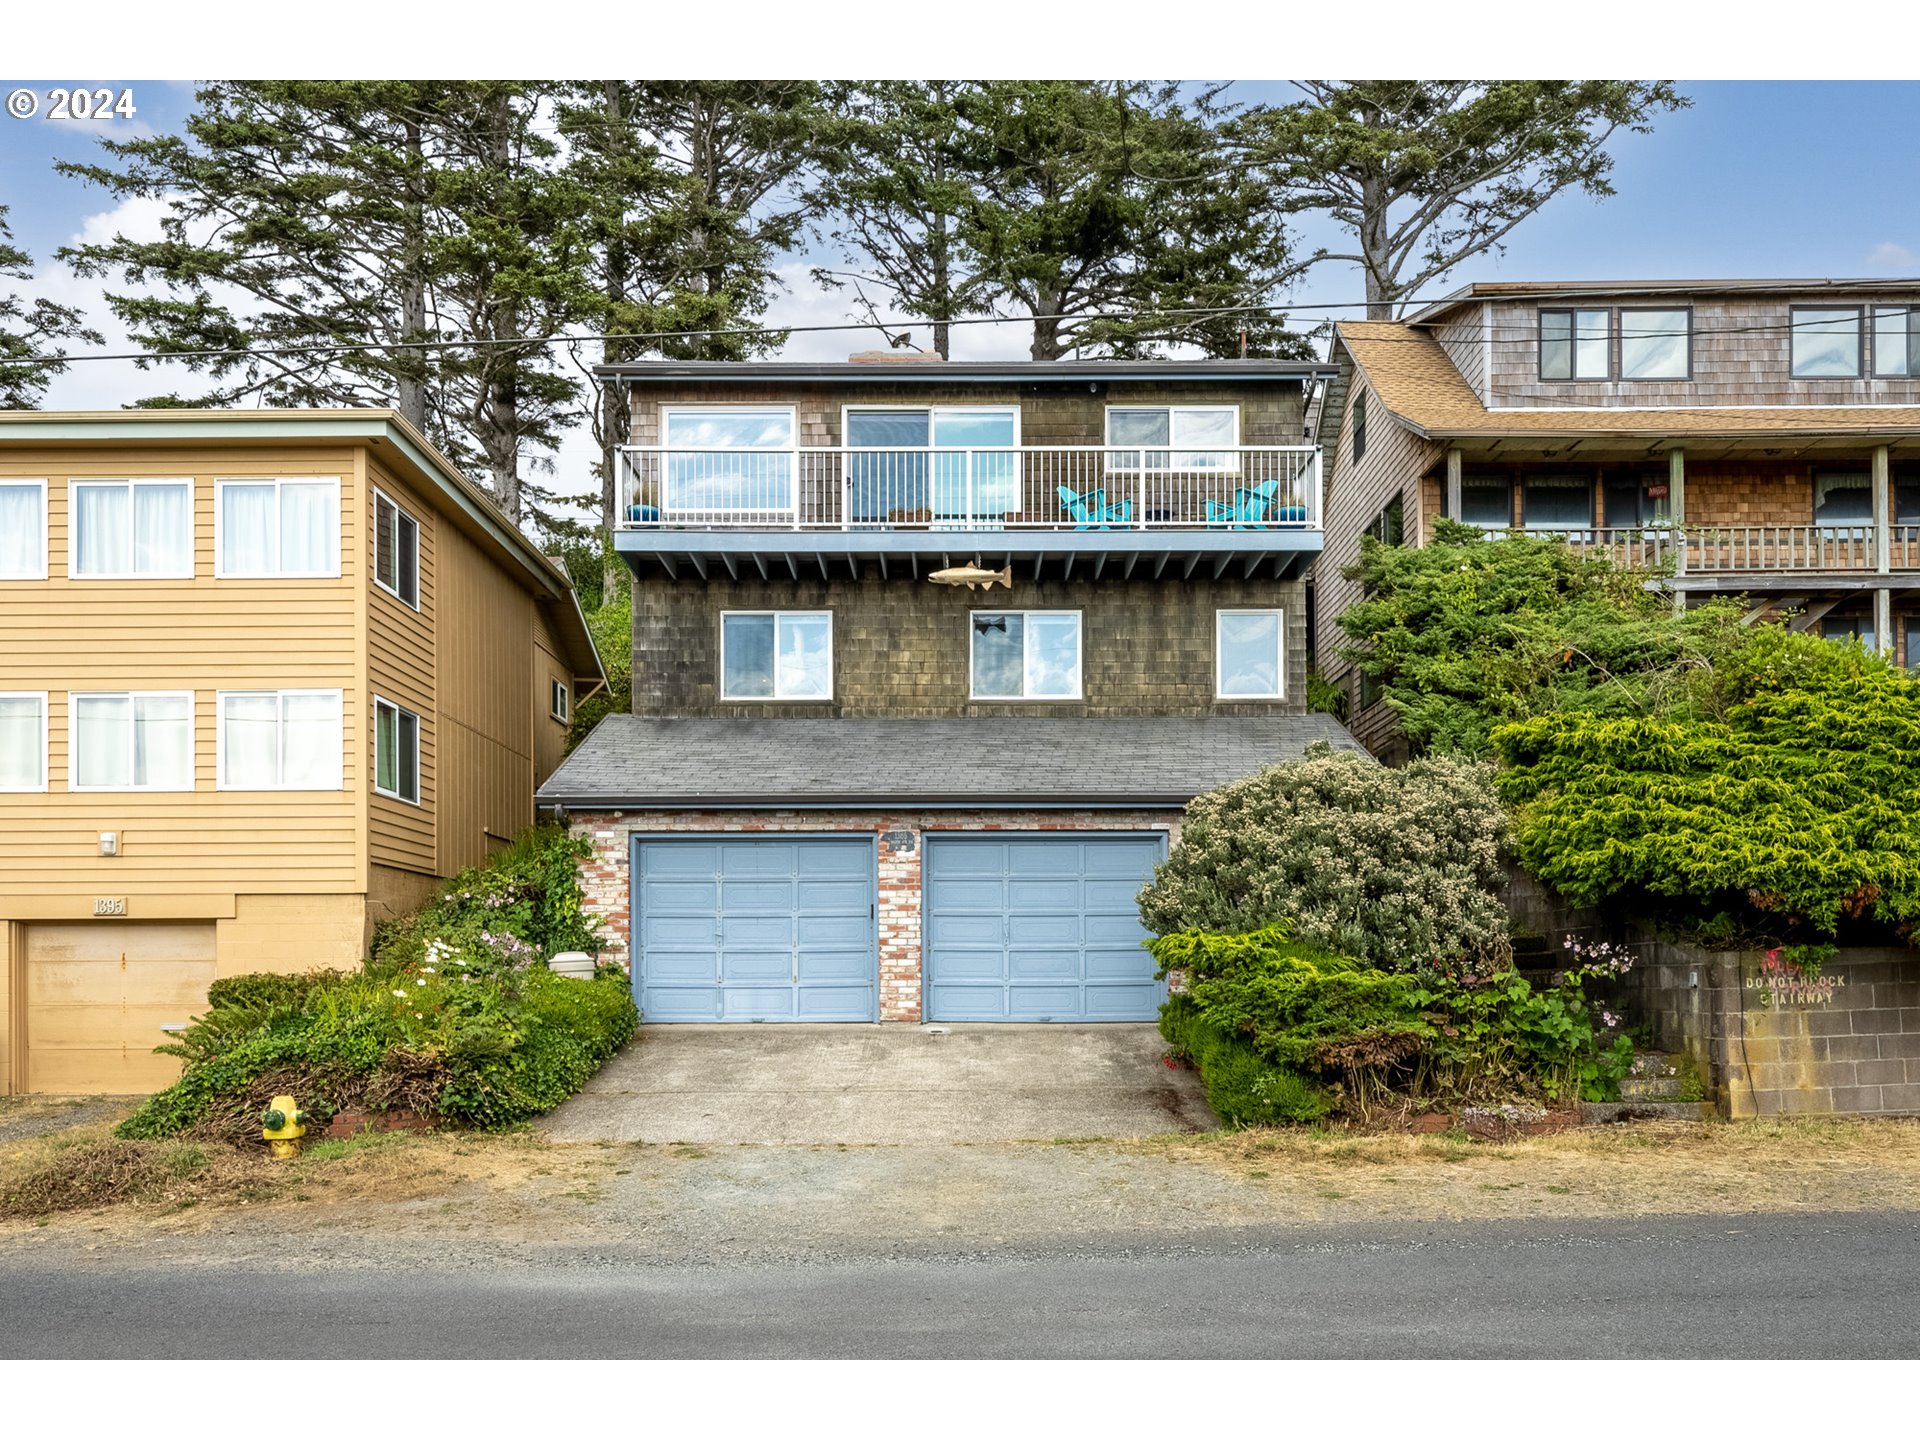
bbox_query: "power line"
[18,293,1919,371]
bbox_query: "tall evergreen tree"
[57,81,597,522]
[0,205,101,408]
[811,81,993,358]
[1231,81,1690,317]
[954,82,1305,360]
[624,81,826,360]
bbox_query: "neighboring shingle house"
[1311,280,1920,758]
[539,353,1358,1024]
[0,410,604,1094]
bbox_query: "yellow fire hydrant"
[262,1095,308,1160]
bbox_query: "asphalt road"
[4,1210,1917,1358]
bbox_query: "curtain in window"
[133,694,191,787]
[221,483,277,574]
[221,694,280,787]
[0,484,42,576]
[73,486,130,575]
[282,692,340,788]
[1814,472,1872,523]
[134,483,192,574]
[279,483,335,574]
[74,695,132,787]
[0,695,42,788]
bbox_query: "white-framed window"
[217,690,343,790]
[0,478,48,579]
[69,479,193,578]
[1873,306,1920,379]
[69,691,194,792]
[373,489,421,608]
[1618,308,1691,380]
[1105,406,1240,470]
[1216,610,1285,700]
[661,406,798,515]
[970,610,1082,700]
[0,692,48,792]
[1791,307,1864,379]
[373,696,421,804]
[217,478,341,578]
[1539,309,1611,381]
[549,678,570,723]
[720,611,833,701]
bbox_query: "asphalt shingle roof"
[537,714,1363,809]
[1336,321,1920,440]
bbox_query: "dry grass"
[1118,1116,1920,1221]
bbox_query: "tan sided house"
[1311,280,1920,758]
[0,410,604,1095]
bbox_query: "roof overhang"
[614,526,1324,583]
[1405,277,1920,328]
[596,359,1336,386]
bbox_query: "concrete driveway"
[540,1024,1216,1144]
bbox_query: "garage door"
[25,922,216,1093]
[923,834,1166,1022]
[633,837,877,1022]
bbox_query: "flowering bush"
[1139,743,1513,973]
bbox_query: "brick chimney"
[847,349,947,363]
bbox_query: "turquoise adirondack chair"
[1205,479,1281,528]
[1058,485,1134,529]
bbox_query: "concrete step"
[1620,1051,1685,1100]
[1581,1099,1716,1125]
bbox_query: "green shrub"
[1160,995,1332,1127]
[119,825,632,1142]
[1493,627,1920,936]
[1139,744,1512,973]
[1153,926,1635,1124]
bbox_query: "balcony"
[1557,524,1920,581]
[614,444,1325,581]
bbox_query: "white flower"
[422,967,435,974]
[416,977,427,986]
[392,989,407,998]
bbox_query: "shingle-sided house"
[537,354,1360,1024]
[1311,280,1920,758]
[0,410,604,1093]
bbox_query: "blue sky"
[3,79,1918,513]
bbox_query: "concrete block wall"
[571,806,1181,1023]
[1635,938,1920,1117]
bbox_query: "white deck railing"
[1560,524,1910,574]
[617,445,1322,531]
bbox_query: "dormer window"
[1539,309,1609,381]
[1618,309,1691,380]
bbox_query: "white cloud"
[1866,241,1920,271]
[30,195,175,412]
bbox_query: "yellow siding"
[532,605,572,784]
[215,893,366,978]
[1,922,15,1094]
[368,862,442,932]
[366,460,439,874]
[0,446,364,898]
[436,521,535,871]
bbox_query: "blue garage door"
[923,834,1166,1022]
[633,837,877,1022]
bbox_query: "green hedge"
[1152,925,1632,1124]
[118,826,634,1142]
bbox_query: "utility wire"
[15,294,1918,370]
